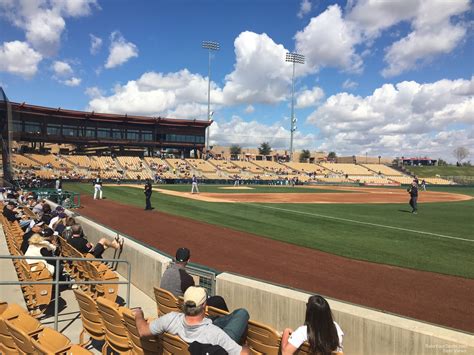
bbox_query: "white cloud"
[62,77,81,86]
[51,60,82,86]
[51,0,98,17]
[210,116,316,150]
[89,34,102,55]
[295,4,362,73]
[105,31,138,69]
[244,105,255,114]
[0,41,42,78]
[297,0,312,18]
[342,79,358,90]
[222,31,294,105]
[382,26,465,78]
[295,86,324,108]
[345,0,470,77]
[307,77,474,160]
[52,60,73,77]
[0,0,98,58]
[87,69,219,117]
[85,86,104,98]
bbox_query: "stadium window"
[62,125,80,136]
[127,129,139,140]
[12,120,22,132]
[142,131,153,141]
[85,128,96,138]
[97,128,110,138]
[24,122,41,134]
[47,124,61,135]
[112,129,123,140]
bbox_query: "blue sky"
[0,0,473,162]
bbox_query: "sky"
[0,0,473,162]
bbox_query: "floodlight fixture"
[285,51,305,161]
[202,40,220,154]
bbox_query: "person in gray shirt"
[134,286,250,355]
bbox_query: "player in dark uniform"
[144,179,153,210]
[407,182,418,214]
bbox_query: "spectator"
[41,203,53,224]
[68,224,123,258]
[21,221,45,254]
[281,295,343,355]
[25,234,58,275]
[134,286,250,354]
[3,201,21,222]
[160,247,228,311]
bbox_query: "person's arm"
[281,328,298,355]
[133,308,154,338]
[240,344,251,355]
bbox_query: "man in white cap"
[134,286,250,354]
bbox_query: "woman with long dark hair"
[281,295,344,355]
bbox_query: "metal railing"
[0,254,131,331]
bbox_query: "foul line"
[246,203,473,243]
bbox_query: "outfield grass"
[65,183,474,279]
[406,165,474,177]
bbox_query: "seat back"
[0,303,27,354]
[31,327,71,354]
[66,344,94,354]
[153,287,180,316]
[96,297,132,353]
[121,307,161,354]
[73,289,105,341]
[247,319,281,355]
[162,332,189,355]
[5,316,40,354]
[206,305,229,318]
[295,341,344,355]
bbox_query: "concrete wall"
[216,273,474,355]
[60,209,474,355]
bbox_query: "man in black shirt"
[408,182,419,214]
[68,224,123,258]
[144,179,153,210]
[3,201,21,222]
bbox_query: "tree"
[327,151,337,160]
[259,142,272,156]
[229,144,242,156]
[437,158,448,166]
[299,149,311,163]
[453,147,469,164]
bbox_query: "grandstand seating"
[208,160,241,174]
[96,296,133,353]
[154,286,181,316]
[320,162,374,175]
[11,154,37,169]
[122,307,162,354]
[166,159,192,178]
[186,159,218,173]
[361,164,403,176]
[232,160,265,174]
[73,289,106,346]
[161,332,189,355]
[253,160,295,175]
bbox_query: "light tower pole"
[202,40,220,156]
[285,52,305,161]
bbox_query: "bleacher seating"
[361,164,403,176]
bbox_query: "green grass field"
[65,183,474,279]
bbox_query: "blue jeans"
[212,308,249,343]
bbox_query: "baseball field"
[65,183,474,279]
[62,182,474,331]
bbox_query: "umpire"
[407,181,418,214]
[144,179,153,210]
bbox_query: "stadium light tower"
[285,52,305,161]
[202,40,220,156]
